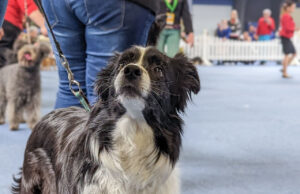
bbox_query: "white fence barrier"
[183,32,300,65]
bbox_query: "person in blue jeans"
[0,0,8,39]
[0,0,7,25]
[41,0,157,108]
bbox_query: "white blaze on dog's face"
[114,47,151,119]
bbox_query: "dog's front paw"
[18,116,26,123]
[10,123,19,131]
[0,118,5,124]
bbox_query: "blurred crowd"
[215,6,294,42]
[214,0,298,78]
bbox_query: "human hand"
[181,31,188,43]
[0,28,4,40]
[40,26,48,36]
[186,33,194,47]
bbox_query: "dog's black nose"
[124,65,142,80]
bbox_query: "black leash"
[35,0,91,112]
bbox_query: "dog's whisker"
[150,86,179,96]
[151,80,175,84]
[97,85,114,96]
[147,93,168,116]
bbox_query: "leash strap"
[35,0,91,112]
[164,0,178,12]
[24,0,31,44]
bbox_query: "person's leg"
[281,37,289,77]
[282,53,297,77]
[157,29,168,53]
[0,21,21,67]
[287,41,297,66]
[0,21,21,48]
[282,53,296,78]
[83,0,155,103]
[165,29,180,57]
[287,53,296,65]
[282,55,290,77]
[42,0,87,108]
[282,38,297,78]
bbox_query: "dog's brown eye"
[129,53,134,58]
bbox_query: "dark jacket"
[158,0,193,34]
[228,19,241,39]
[129,0,160,14]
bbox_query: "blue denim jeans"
[41,0,155,108]
[0,0,8,26]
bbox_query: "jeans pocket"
[84,0,125,31]
[42,0,58,28]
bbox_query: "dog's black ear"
[35,43,51,65]
[38,43,51,57]
[13,39,27,52]
[146,14,166,46]
[94,53,120,101]
[170,53,200,112]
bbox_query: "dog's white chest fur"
[118,96,145,120]
[83,114,180,194]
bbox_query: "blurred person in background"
[41,0,158,108]
[228,9,241,40]
[0,0,8,39]
[242,23,258,42]
[257,9,275,41]
[157,0,194,57]
[217,19,231,40]
[0,0,47,67]
[280,0,298,78]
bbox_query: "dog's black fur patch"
[12,29,200,194]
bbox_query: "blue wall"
[193,0,233,6]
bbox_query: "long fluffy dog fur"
[12,16,200,193]
[12,46,200,194]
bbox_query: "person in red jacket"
[0,0,47,67]
[257,9,275,41]
[280,0,297,78]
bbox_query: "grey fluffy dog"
[0,43,50,130]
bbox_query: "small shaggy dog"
[0,43,50,130]
[12,45,200,194]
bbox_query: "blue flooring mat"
[1,66,300,193]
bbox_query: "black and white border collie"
[12,46,200,194]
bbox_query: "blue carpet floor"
[1,66,300,194]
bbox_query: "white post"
[202,29,212,66]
